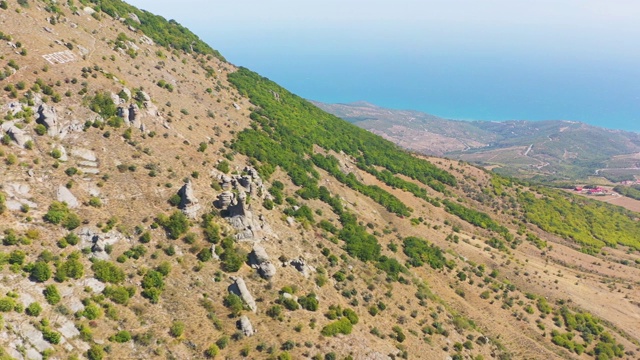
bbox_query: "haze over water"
[128,0,640,132]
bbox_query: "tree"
[157,211,190,239]
[92,260,125,284]
[86,345,104,360]
[30,261,51,282]
[26,302,42,316]
[43,285,61,305]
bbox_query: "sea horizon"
[220,47,640,134]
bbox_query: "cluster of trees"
[43,202,81,230]
[403,236,450,270]
[89,91,117,118]
[613,184,640,201]
[442,199,510,238]
[85,0,225,60]
[519,188,640,250]
[550,306,625,358]
[312,154,411,217]
[141,264,169,303]
[321,306,359,337]
[228,68,456,210]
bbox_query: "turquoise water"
[211,40,640,133]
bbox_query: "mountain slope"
[0,1,638,360]
[314,101,640,182]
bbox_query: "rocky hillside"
[0,1,639,360]
[314,101,640,183]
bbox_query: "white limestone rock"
[228,277,257,312]
[57,186,79,208]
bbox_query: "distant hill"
[314,101,640,182]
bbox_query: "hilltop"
[314,101,640,183]
[0,1,639,360]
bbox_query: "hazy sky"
[125,0,640,130]
[126,0,640,61]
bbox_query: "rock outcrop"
[289,258,311,277]
[128,12,141,24]
[37,104,59,136]
[178,180,201,219]
[3,183,38,211]
[78,228,122,260]
[216,191,234,208]
[7,126,32,148]
[128,103,141,128]
[228,277,257,312]
[214,167,275,242]
[237,316,255,337]
[57,186,79,208]
[249,244,276,280]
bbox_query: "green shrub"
[167,194,181,207]
[0,298,15,312]
[281,297,299,311]
[298,293,319,311]
[29,261,51,282]
[88,197,102,207]
[43,285,61,305]
[26,302,42,316]
[201,214,220,243]
[403,236,448,269]
[86,345,104,360]
[0,192,5,214]
[89,92,117,118]
[216,335,229,349]
[205,344,219,358]
[141,269,166,304]
[111,330,132,343]
[104,286,132,305]
[139,231,151,243]
[55,255,84,282]
[321,317,353,336]
[220,238,246,272]
[64,232,80,245]
[216,160,230,174]
[223,293,243,317]
[43,202,81,230]
[156,211,190,239]
[42,328,61,344]
[267,305,283,319]
[169,321,185,337]
[83,304,102,320]
[343,308,359,324]
[156,262,171,276]
[91,260,125,284]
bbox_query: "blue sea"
[209,36,640,133]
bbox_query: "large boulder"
[128,103,141,128]
[216,191,234,209]
[249,244,276,280]
[228,277,257,312]
[37,104,59,136]
[128,13,141,24]
[237,316,255,337]
[79,228,122,260]
[7,126,32,148]
[57,186,79,208]
[178,180,201,219]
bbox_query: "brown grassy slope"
[0,2,638,360]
